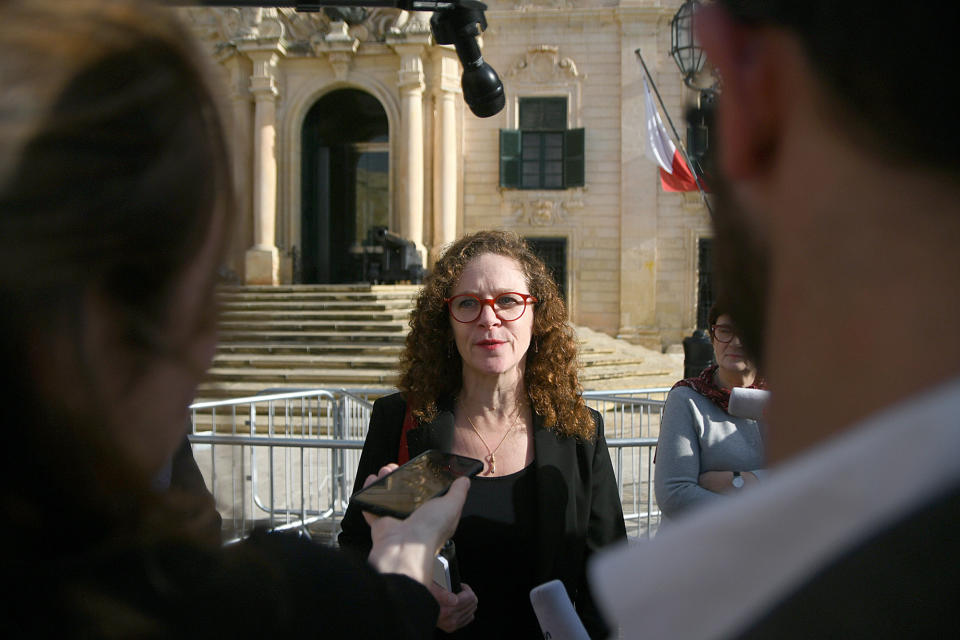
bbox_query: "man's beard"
[710,175,770,368]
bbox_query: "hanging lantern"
[670,0,707,89]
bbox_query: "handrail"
[191,386,671,410]
[189,434,366,448]
[190,388,345,409]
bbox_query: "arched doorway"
[300,89,389,283]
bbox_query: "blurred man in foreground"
[591,2,960,637]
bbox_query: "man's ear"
[696,5,787,181]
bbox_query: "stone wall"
[181,1,711,349]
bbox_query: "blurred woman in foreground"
[655,297,768,521]
[0,1,463,635]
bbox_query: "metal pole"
[634,48,714,216]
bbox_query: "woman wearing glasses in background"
[340,230,626,639]
[654,296,768,522]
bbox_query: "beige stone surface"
[180,2,711,350]
[574,325,683,390]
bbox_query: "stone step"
[217,290,419,303]
[218,300,414,312]
[219,319,407,331]
[215,341,619,358]
[195,381,395,402]
[210,349,642,370]
[194,367,677,404]
[218,330,407,344]
[206,367,399,384]
[194,285,683,406]
[579,363,675,382]
[216,342,405,356]
[578,352,647,366]
[220,309,411,322]
[219,284,421,294]
[212,353,401,369]
[202,362,670,389]
[577,344,616,355]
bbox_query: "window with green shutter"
[500,97,584,190]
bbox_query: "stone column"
[431,48,461,262]
[396,47,426,262]
[239,39,285,285]
[388,19,432,264]
[211,47,253,282]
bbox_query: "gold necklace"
[464,407,523,475]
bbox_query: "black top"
[339,392,627,639]
[442,464,541,639]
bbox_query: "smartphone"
[349,449,483,520]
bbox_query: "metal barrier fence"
[189,387,669,544]
[583,389,669,538]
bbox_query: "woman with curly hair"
[340,230,626,638]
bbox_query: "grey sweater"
[654,386,766,520]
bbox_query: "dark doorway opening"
[696,237,714,330]
[301,89,389,283]
[525,237,568,303]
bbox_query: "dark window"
[696,237,714,330]
[519,97,567,130]
[501,98,584,190]
[525,237,567,303]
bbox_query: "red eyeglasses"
[445,292,538,323]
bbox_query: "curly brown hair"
[398,230,595,440]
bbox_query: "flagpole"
[635,48,713,216]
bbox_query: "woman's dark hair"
[399,230,596,440]
[0,0,232,549]
[707,297,727,334]
[707,295,735,342]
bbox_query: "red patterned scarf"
[673,364,767,413]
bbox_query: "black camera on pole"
[362,226,425,284]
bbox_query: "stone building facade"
[181,0,712,349]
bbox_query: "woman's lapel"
[533,413,574,582]
[406,400,576,583]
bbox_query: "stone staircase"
[194,285,681,404]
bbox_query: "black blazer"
[339,392,627,638]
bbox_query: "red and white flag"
[643,76,700,192]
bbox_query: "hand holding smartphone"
[350,449,483,520]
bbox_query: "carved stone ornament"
[506,45,580,84]
[311,21,360,79]
[258,9,284,40]
[510,197,583,226]
[513,0,573,11]
[388,10,433,36]
[181,7,408,50]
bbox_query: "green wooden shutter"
[564,128,585,187]
[500,129,522,188]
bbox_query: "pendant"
[486,453,495,474]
